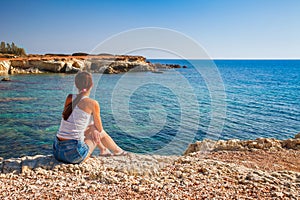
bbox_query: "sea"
[0,60,299,158]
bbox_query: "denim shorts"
[53,137,89,164]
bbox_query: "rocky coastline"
[0,134,299,199]
[0,54,183,75]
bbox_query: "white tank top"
[57,95,92,141]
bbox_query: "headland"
[0,53,183,75]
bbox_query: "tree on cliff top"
[0,41,26,56]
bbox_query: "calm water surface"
[0,60,299,158]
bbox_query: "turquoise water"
[0,60,299,158]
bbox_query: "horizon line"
[24,52,300,60]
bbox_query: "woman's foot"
[113,150,128,156]
[99,149,112,157]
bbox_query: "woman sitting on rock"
[53,71,127,164]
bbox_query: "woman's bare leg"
[84,125,106,156]
[84,124,123,154]
[98,130,123,154]
[96,140,111,155]
[84,127,97,156]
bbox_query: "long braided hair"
[62,72,93,120]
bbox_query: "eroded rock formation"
[0,54,182,75]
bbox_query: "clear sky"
[1,0,300,59]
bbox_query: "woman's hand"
[92,129,101,144]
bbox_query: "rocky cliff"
[0,54,181,75]
[0,60,10,75]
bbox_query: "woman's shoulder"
[83,97,99,105]
[83,98,100,112]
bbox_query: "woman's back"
[57,95,92,141]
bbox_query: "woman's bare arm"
[92,100,103,132]
[90,100,104,143]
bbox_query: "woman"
[53,71,127,164]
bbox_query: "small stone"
[137,186,146,192]
[175,171,183,178]
[21,165,31,173]
[272,192,284,198]
[245,173,263,182]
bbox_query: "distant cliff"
[0,54,182,75]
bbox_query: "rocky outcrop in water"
[1,77,11,81]
[0,54,182,75]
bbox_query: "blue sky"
[1,0,300,58]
